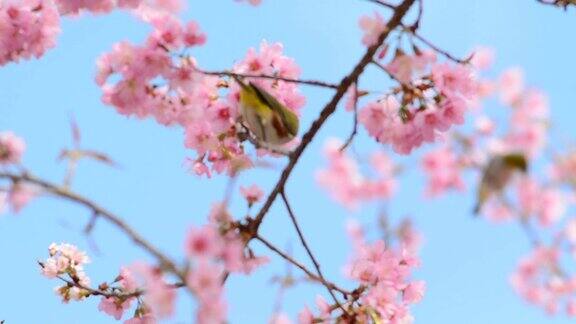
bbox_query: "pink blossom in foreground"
[129,263,176,318]
[98,296,133,320]
[41,243,92,302]
[421,146,465,197]
[98,22,303,175]
[511,246,576,316]
[359,51,478,154]
[124,314,156,324]
[345,228,424,323]
[359,11,386,46]
[54,0,183,15]
[0,131,26,165]
[240,184,264,206]
[7,182,38,213]
[516,177,567,226]
[316,138,396,209]
[0,0,60,66]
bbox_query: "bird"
[231,75,299,147]
[473,153,528,215]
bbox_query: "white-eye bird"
[473,153,528,215]
[232,75,299,146]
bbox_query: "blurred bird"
[473,153,528,215]
[232,75,299,147]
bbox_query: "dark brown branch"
[536,0,575,9]
[249,0,417,237]
[280,191,346,312]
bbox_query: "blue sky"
[1,0,575,323]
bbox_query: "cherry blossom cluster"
[0,0,60,66]
[183,202,268,323]
[0,0,185,67]
[40,243,92,302]
[343,221,425,323]
[357,46,479,154]
[99,263,178,323]
[97,13,305,176]
[53,0,182,16]
[510,244,576,316]
[316,138,397,209]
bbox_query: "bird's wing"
[248,82,299,136]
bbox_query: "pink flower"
[499,67,524,105]
[421,147,465,197]
[184,225,222,259]
[240,184,264,206]
[297,306,314,324]
[124,314,156,324]
[0,0,61,66]
[403,281,426,304]
[98,296,133,320]
[129,263,175,318]
[469,46,495,70]
[359,12,386,46]
[187,261,224,299]
[54,0,115,15]
[8,183,37,213]
[431,62,476,98]
[0,131,26,165]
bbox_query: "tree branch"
[0,172,187,284]
[198,70,340,90]
[253,233,351,297]
[248,0,417,237]
[280,191,346,312]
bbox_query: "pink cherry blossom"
[0,0,60,66]
[421,146,465,197]
[316,138,397,209]
[359,12,386,46]
[129,263,176,318]
[184,225,223,259]
[98,296,133,320]
[124,314,156,324]
[240,184,264,206]
[7,182,37,213]
[0,131,26,165]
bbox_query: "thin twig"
[372,59,413,90]
[280,191,346,313]
[403,27,470,64]
[340,83,360,152]
[199,70,340,90]
[253,233,351,296]
[0,172,187,284]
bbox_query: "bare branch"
[340,82,360,152]
[0,172,187,284]
[253,234,351,297]
[280,191,346,313]
[198,70,340,90]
